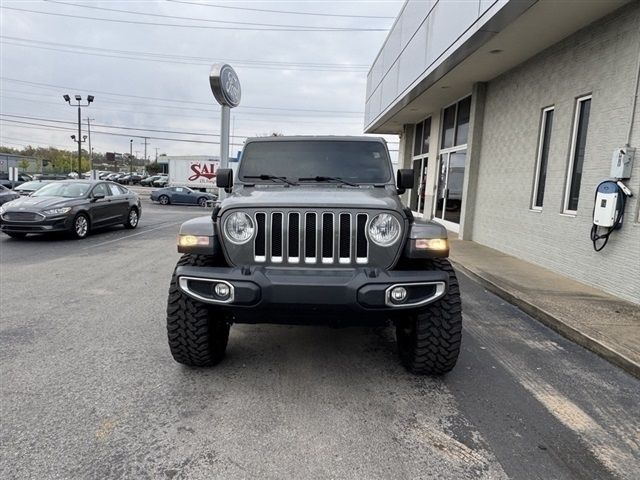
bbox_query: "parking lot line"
[84,221,182,249]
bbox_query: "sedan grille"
[251,210,369,265]
[2,211,44,222]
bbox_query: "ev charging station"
[590,147,635,251]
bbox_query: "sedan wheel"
[198,197,207,207]
[73,214,89,239]
[159,195,170,205]
[124,208,139,229]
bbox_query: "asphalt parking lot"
[1,196,639,479]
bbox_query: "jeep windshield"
[238,140,393,185]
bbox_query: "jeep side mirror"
[216,168,233,193]
[397,169,414,194]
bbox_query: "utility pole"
[129,139,133,173]
[86,118,94,173]
[155,147,159,162]
[141,137,149,163]
[63,94,94,174]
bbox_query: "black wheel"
[197,197,207,207]
[5,232,27,239]
[167,254,230,367]
[72,213,90,239]
[159,195,170,205]
[124,207,139,229]
[396,259,462,375]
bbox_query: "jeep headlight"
[368,213,400,247]
[43,207,71,216]
[224,212,254,244]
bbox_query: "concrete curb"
[450,260,640,380]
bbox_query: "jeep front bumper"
[176,266,448,315]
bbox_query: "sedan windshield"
[16,181,49,191]
[32,182,91,198]
[238,140,392,184]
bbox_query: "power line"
[45,1,386,32]
[166,0,396,19]
[1,5,388,32]
[0,77,365,114]
[1,95,365,128]
[0,114,399,147]
[0,119,246,146]
[0,38,367,73]
[0,113,249,139]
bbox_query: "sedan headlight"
[224,212,254,244]
[43,207,72,216]
[368,213,401,247]
[0,205,5,215]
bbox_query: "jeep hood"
[221,186,404,211]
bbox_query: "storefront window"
[455,96,471,145]
[441,105,456,149]
[413,121,423,156]
[441,96,472,149]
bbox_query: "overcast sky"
[0,0,403,161]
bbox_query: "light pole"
[129,139,133,173]
[63,94,94,175]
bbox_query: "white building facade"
[365,0,640,303]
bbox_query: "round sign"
[209,64,241,108]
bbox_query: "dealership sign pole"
[209,64,241,199]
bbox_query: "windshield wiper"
[298,176,358,187]
[243,174,297,186]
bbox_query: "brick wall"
[472,2,640,304]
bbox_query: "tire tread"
[396,258,462,375]
[166,254,229,366]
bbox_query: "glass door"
[409,158,427,215]
[433,150,466,230]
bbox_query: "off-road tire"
[167,254,230,367]
[159,195,170,205]
[6,232,27,239]
[124,207,139,229]
[396,258,462,375]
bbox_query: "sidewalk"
[448,238,640,379]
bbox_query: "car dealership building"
[365,0,640,303]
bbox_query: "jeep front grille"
[252,211,369,265]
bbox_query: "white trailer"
[167,155,220,190]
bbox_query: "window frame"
[531,106,555,211]
[412,117,431,158]
[563,94,592,214]
[440,95,472,151]
[410,116,432,216]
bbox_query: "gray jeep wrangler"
[167,136,462,375]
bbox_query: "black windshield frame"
[238,140,393,185]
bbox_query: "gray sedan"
[150,186,216,206]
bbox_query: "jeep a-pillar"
[167,136,462,374]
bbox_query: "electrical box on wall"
[610,147,635,178]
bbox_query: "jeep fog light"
[415,238,448,250]
[391,286,407,303]
[368,213,400,247]
[224,212,254,244]
[214,283,230,298]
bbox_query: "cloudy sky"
[0,0,402,160]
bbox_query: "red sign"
[188,162,218,181]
